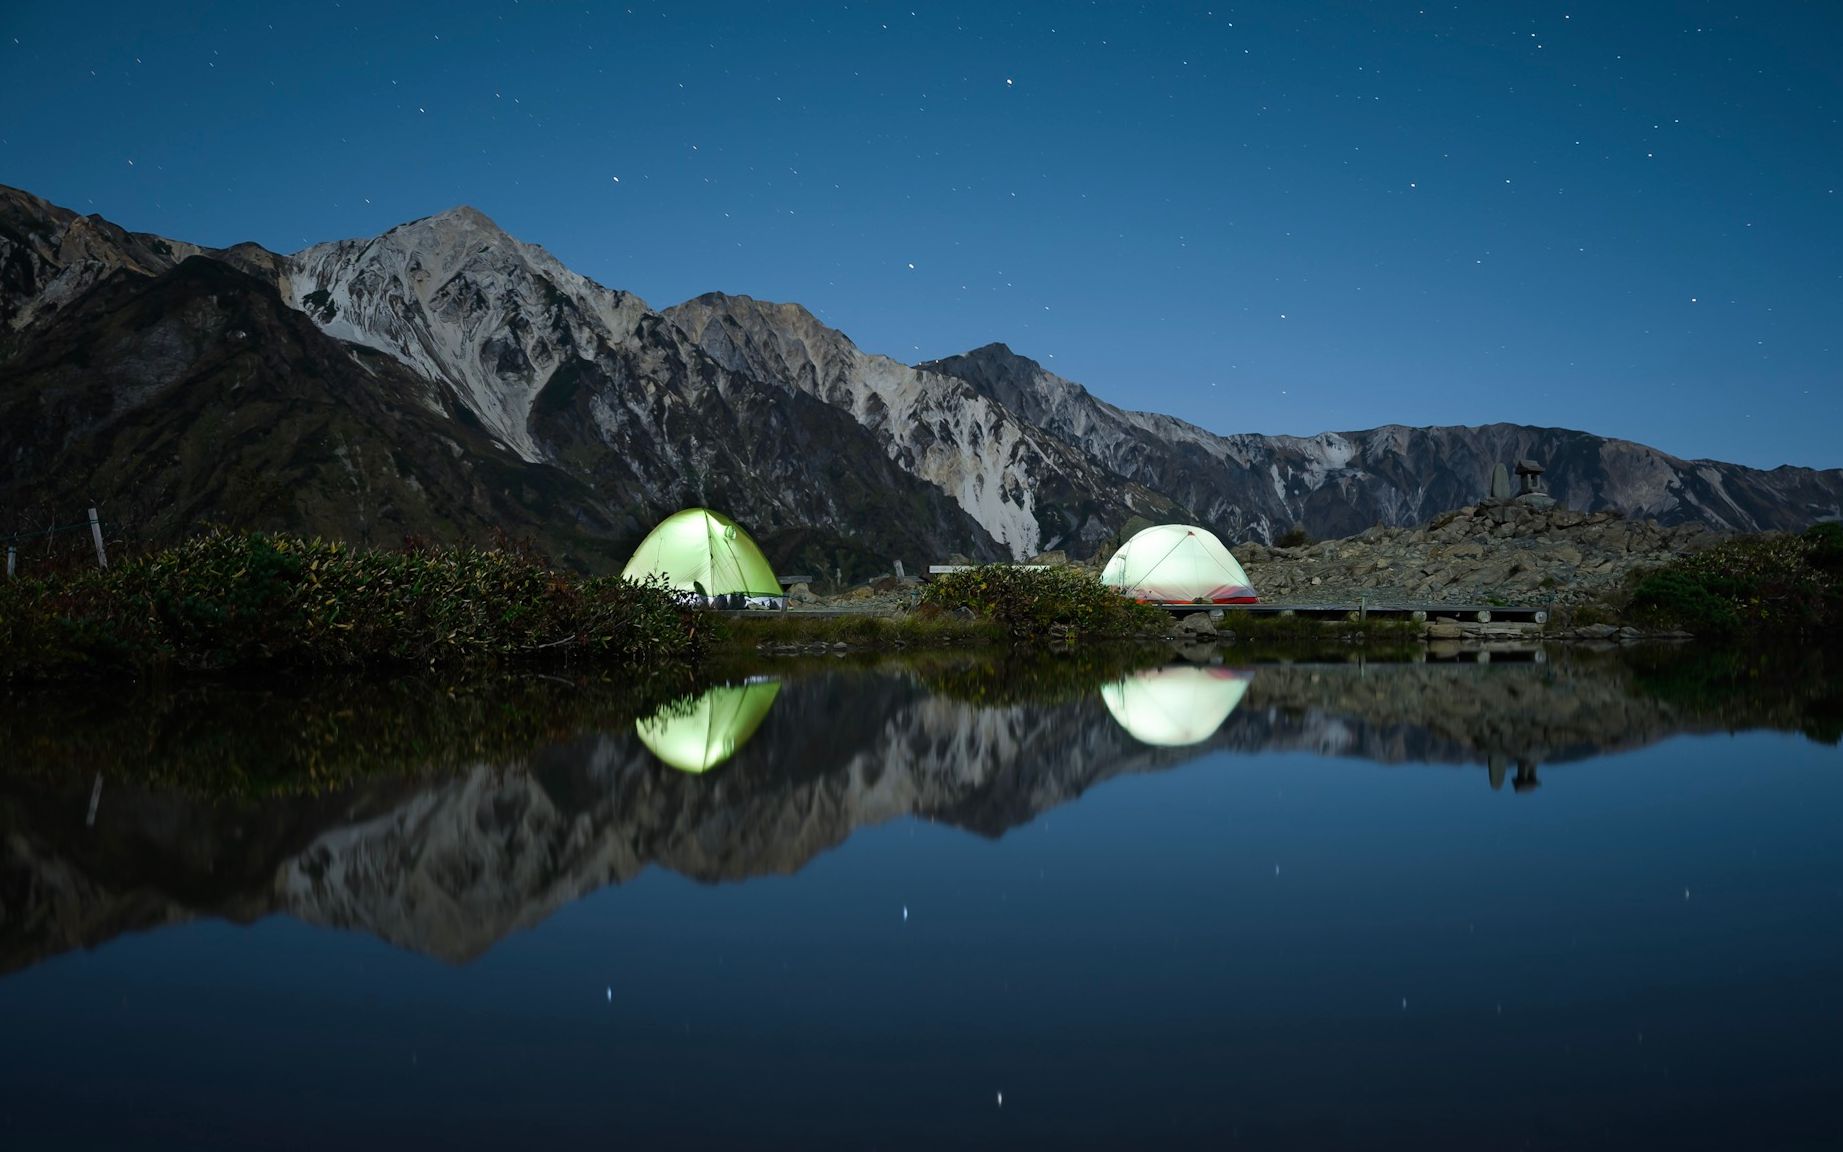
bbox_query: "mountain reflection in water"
[1,647,1838,974]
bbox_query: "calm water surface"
[1,650,1839,1150]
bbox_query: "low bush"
[919,565,1165,640]
[0,531,705,680]
[1625,529,1836,637]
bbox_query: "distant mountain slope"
[3,182,1838,566]
[923,343,1843,541]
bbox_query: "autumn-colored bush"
[920,564,1165,640]
[1625,528,1837,636]
[0,531,704,680]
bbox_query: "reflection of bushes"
[1626,527,1838,636]
[0,531,705,681]
[715,612,1000,649]
[1621,643,1843,743]
[918,646,1168,708]
[0,668,702,797]
[921,565,1165,640]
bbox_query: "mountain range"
[4,184,1838,577]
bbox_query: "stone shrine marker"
[1489,462,1513,501]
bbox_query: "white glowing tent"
[1100,523,1257,604]
[1100,666,1254,747]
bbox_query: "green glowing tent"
[622,507,784,607]
[636,679,783,774]
[1100,523,1257,604]
[1100,666,1253,747]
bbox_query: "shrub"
[1276,524,1312,549]
[1626,570,1742,635]
[0,530,705,680]
[920,565,1164,640]
[1624,531,1836,636]
[1805,522,1843,575]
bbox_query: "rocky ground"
[791,498,1717,617]
[1234,498,1717,607]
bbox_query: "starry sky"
[3,1,1840,468]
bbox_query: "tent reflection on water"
[1101,666,1254,747]
[635,678,782,774]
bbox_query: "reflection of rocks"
[0,657,1827,972]
[1223,659,1700,768]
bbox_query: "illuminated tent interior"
[621,507,784,607]
[1100,666,1254,747]
[1100,523,1257,604]
[636,679,783,774]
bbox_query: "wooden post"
[86,773,103,828]
[5,545,13,579]
[88,507,108,570]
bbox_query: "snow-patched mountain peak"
[281,206,650,462]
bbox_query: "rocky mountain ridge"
[4,182,1839,572]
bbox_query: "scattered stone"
[1236,500,1719,610]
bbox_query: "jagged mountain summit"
[922,343,1843,542]
[2,182,1837,571]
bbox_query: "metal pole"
[88,507,108,570]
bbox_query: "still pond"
[1,646,1839,1149]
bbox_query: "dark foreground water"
[1,648,1839,1150]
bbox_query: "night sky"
[3,2,1839,469]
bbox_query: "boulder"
[1171,613,1219,639]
